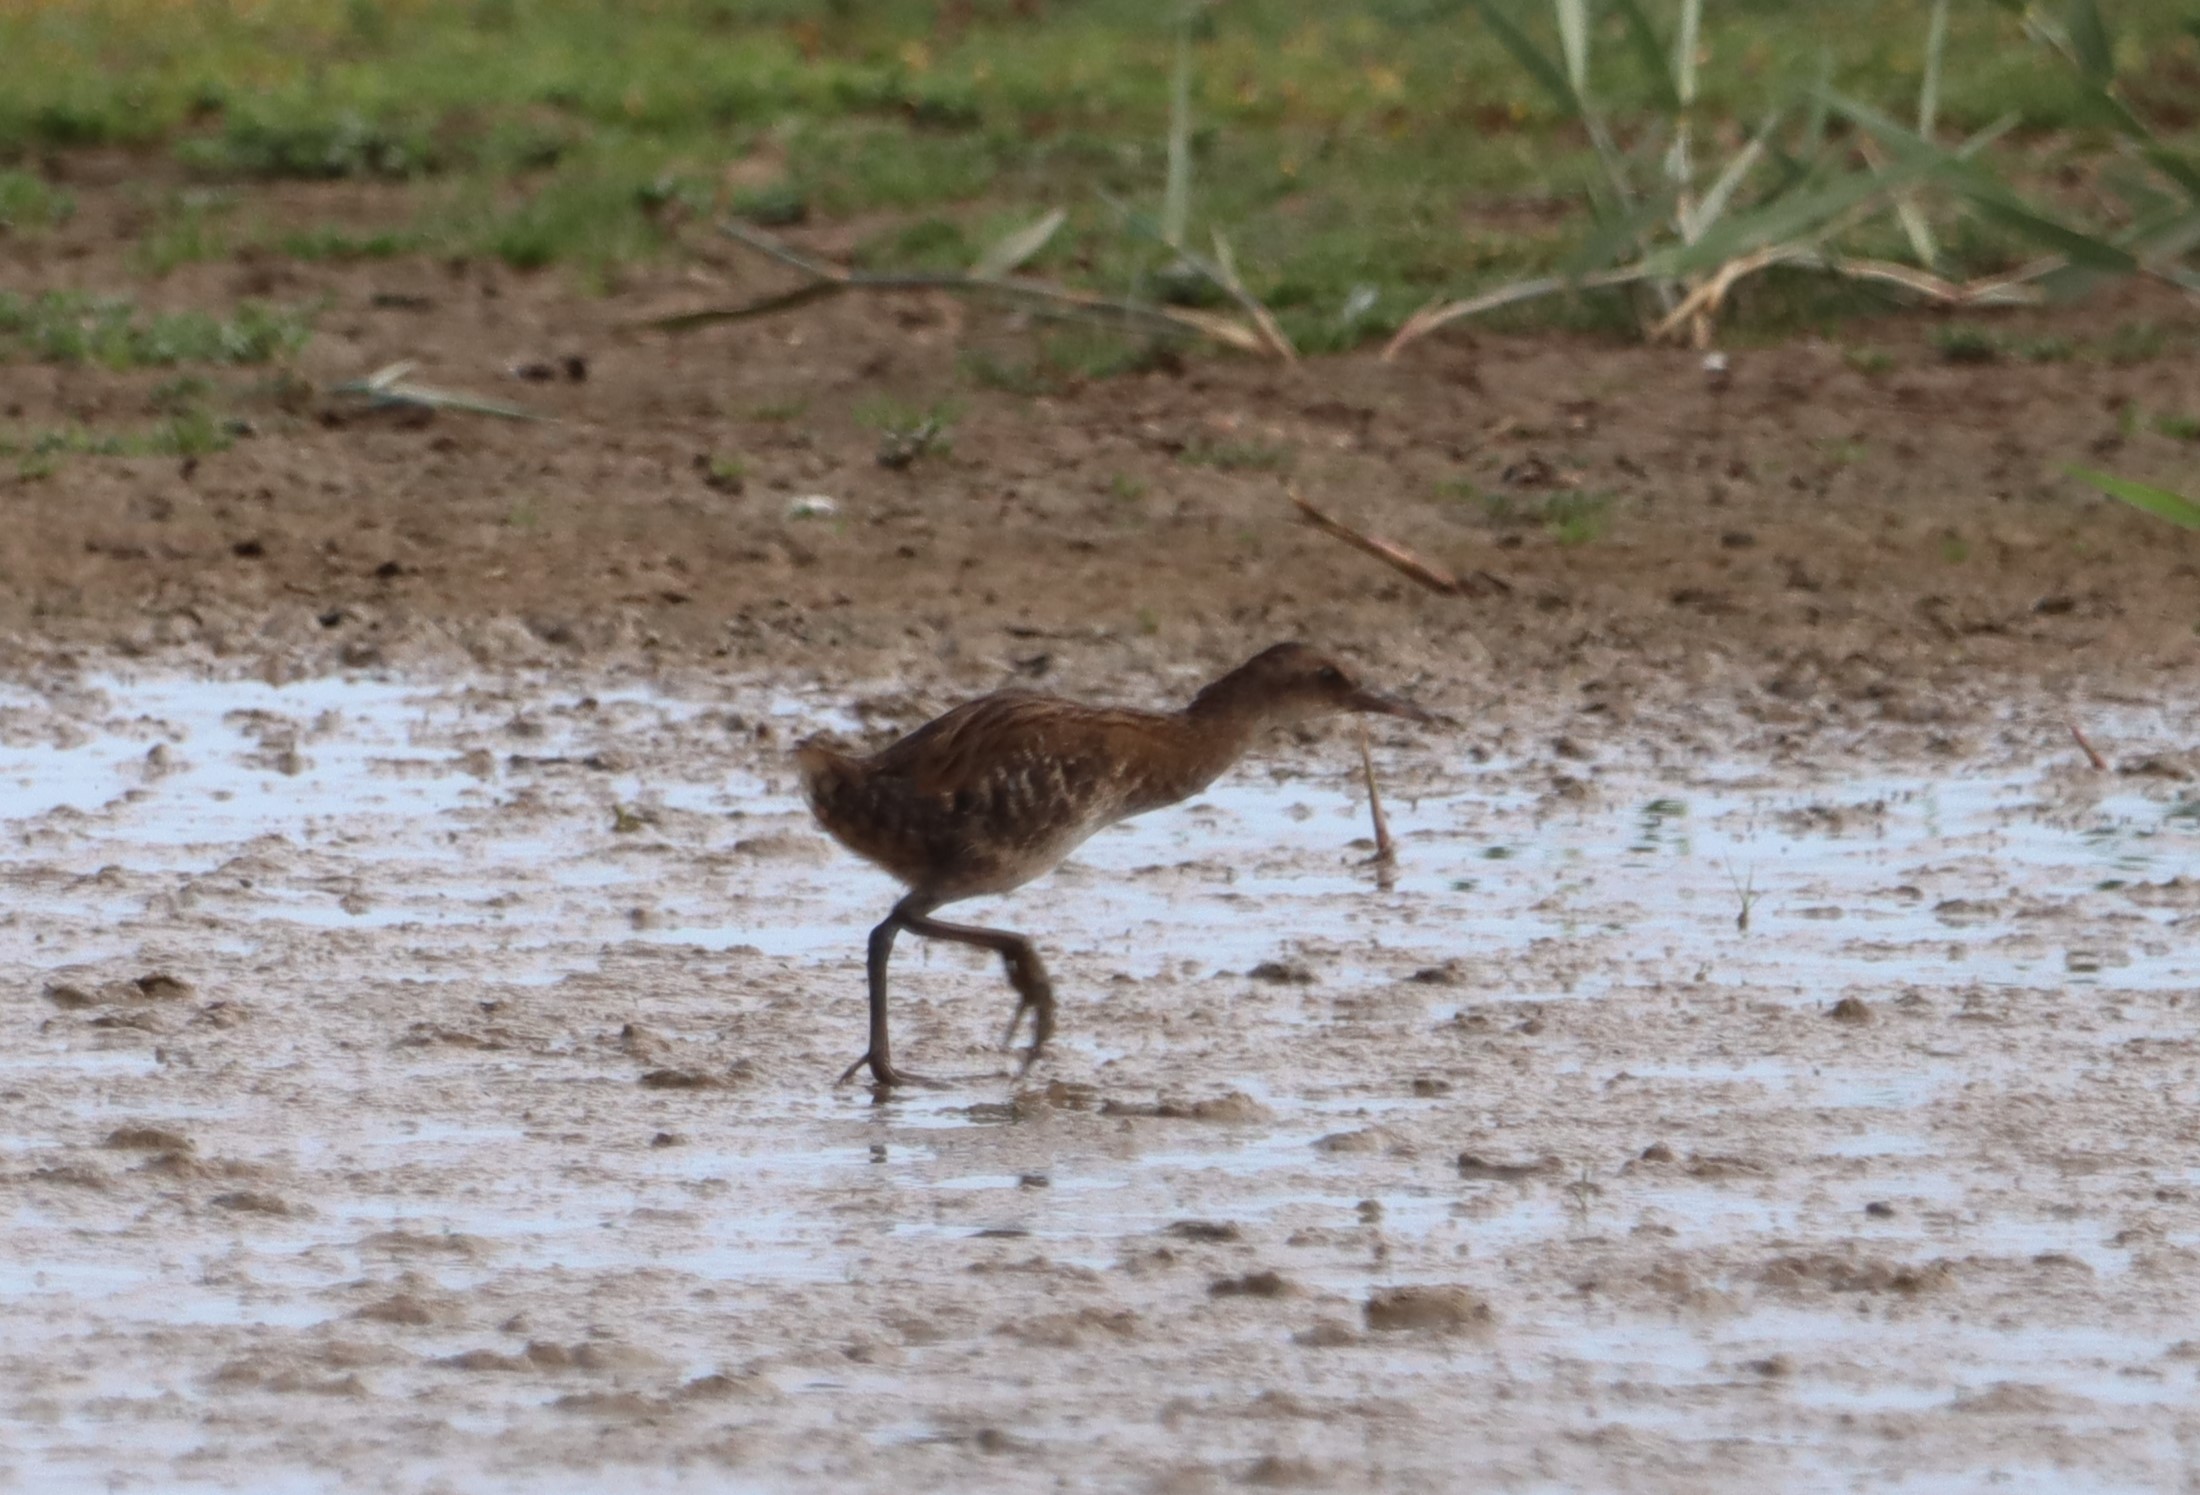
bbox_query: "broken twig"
[1288,486,1507,598]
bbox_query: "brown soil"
[4,176,2198,709]
[5,176,2200,1493]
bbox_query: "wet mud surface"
[5,663,2199,1491]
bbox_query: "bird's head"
[1194,642,1441,728]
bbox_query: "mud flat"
[2,663,2198,1492]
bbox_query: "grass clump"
[2,414,232,478]
[0,169,73,231]
[0,293,316,368]
[177,108,438,181]
[1444,478,1614,544]
[1932,324,2001,364]
[855,396,958,469]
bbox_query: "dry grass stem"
[330,360,550,422]
[640,220,1276,356]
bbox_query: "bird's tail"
[792,736,855,816]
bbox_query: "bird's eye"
[1316,666,1344,685]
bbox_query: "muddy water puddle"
[3,668,2198,1491]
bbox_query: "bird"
[795,642,1438,1089]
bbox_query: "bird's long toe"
[837,1052,945,1090]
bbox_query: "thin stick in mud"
[2068,719,2109,772]
[1358,723,1396,870]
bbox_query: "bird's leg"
[896,910,1056,1077]
[836,898,943,1091]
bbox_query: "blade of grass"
[1630,157,1926,279]
[1161,21,1194,251]
[2068,467,2200,530]
[1827,93,2134,270]
[2066,0,2113,83]
[1381,265,1661,359]
[1609,0,1681,111]
[1861,136,1943,268]
[1966,194,2138,271]
[2142,145,2200,202]
[1674,0,1700,107]
[1555,0,1589,95]
[1919,0,1949,140]
[1689,115,1777,235]
[1210,228,1297,361]
[971,208,1066,281]
[1467,0,1579,116]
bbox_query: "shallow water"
[2,668,2197,1492]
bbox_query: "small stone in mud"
[42,982,96,1009]
[104,1126,193,1154]
[1292,1318,1360,1348]
[1410,1077,1453,1097]
[1246,960,1316,985]
[1356,1199,1383,1224]
[214,1187,303,1213]
[650,1131,684,1148]
[1018,1173,1049,1189]
[1407,964,1461,986]
[1865,1201,1896,1219]
[441,1348,527,1372]
[134,973,195,1001]
[1829,995,1873,1023]
[353,1293,445,1326]
[678,1371,769,1402]
[1457,1152,1552,1182]
[638,1066,747,1089]
[1363,1285,1492,1334]
[1103,1092,1273,1123]
[1637,1142,1677,1164]
[1164,1219,1241,1243]
[1242,1455,1327,1487]
[1209,1271,1293,1299]
[1747,1354,1793,1378]
[1315,1127,1404,1156]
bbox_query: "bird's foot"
[1011,1041,1049,1081]
[835,1052,944,1090]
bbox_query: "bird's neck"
[1151,672,1289,800]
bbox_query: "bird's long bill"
[1346,687,1440,725]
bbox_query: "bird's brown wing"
[853,693,1169,884]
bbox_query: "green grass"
[0,168,73,230]
[1179,437,1292,471]
[0,0,2197,339]
[1932,324,2001,364]
[1,413,232,478]
[132,189,238,274]
[1447,479,1613,543]
[0,291,317,367]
